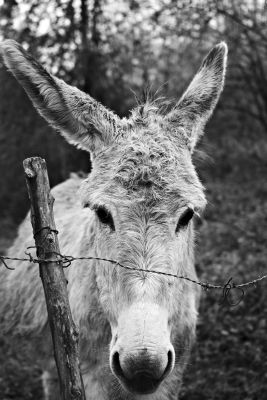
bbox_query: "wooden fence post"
[23,157,85,400]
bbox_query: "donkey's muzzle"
[111,348,174,394]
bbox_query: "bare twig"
[216,6,267,43]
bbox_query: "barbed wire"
[1,253,266,307]
[0,226,267,306]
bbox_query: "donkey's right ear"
[0,40,123,153]
[166,42,227,151]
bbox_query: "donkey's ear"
[0,40,123,153]
[167,42,227,151]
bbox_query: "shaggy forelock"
[82,104,206,212]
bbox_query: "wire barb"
[0,255,15,270]
[220,278,245,306]
[33,226,59,238]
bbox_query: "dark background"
[0,1,267,399]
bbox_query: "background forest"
[0,0,267,399]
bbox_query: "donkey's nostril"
[111,351,124,379]
[168,350,173,363]
[163,349,174,378]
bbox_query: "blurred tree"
[0,0,267,226]
[215,0,267,131]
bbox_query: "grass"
[0,145,267,399]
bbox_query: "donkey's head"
[1,40,227,395]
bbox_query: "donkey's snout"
[111,347,174,394]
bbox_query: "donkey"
[0,40,227,400]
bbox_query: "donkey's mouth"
[119,371,162,395]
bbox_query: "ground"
[0,143,267,400]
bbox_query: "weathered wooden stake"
[23,157,85,400]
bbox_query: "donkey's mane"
[130,94,172,122]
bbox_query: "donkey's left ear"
[167,42,228,151]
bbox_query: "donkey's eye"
[176,208,194,232]
[95,206,115,231]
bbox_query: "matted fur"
[0,40,227,400]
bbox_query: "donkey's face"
[1,40,227,395]
[81,124,207,393]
